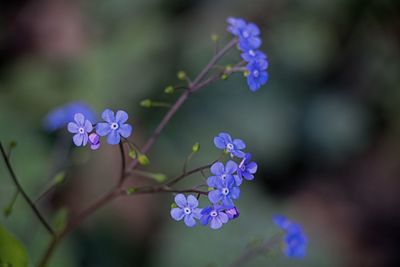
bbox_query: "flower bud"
[140,99,152,108]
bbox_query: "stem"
[167,163,212,187]
[117,142,127,186]
[0,142,55,236]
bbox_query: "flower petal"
[184,214,196,227]
[231,187,240,199]
[232,150,246,158]
[192,208,202,219]
[118,123,132,138]
[73,133,84,146]
[219,132,232,143]
[174,194,187,208]
[222,196,234,208]
[233,139,246,149]
[210,162,225,175]
[213,137,226,149]
[225,160,238,174]
[101,109,115,123]
[210,217,222,229]
[67,122,79,133]
[186,195,199,209]
[115,110,129,124]
[207,176,219,187]
[208,190,222,204]
[82,133,89,146]
[170,208,184,221]
[106,130,121,145]
[84,120,93,132]
[218,212,229,224]
[74,113,85,126]
[243,172,254,181]
[96,123,111,136]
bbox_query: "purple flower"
[225,207,240,220]
[208,176,240,208]
[246,60,268,92]
[89,133,100,150]
[67,113,93,146]
[237,23,262,51]
[213,132,246,158]
[273,215,308,258]
[226,17,247,36]
[200,205,229,229]
[96,109,132,145]
[207,160,238,187]
[170,194,202,227]
[241,49,267,63]
[237,153,258,182]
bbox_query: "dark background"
[1,0,400,266]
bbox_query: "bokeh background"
[1,0,400,266]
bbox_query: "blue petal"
[233,139,246,149]
[200,214,210,226]
[115,110,129,124]
[210,217,222,229]
[210,162,225,175]
[174,194,187,208]
[73,133,84,146]
[222,196,234,208]
[170,208,184,221]
[273,215,289,229]
[232,150,246,158]
[213,137,226,149]
[186,195,199,209]
[243,172,254,180]
[184,214,196,227]
[230,187,240,199]
[106,130,120,145]
[84,120,93,133]
[225,160,238,174]
[234,175,243,186]
[67,122,79,133]
[193,208,202,219]
[82,133,89,146]
[74,113,85,126]
[247,23,260,35]
[101,109,115,123]
[218,212,229,224]
[247,162,258,173]
[96,123,111,136]
[219,132,232,143]
[118,123,132,138]
[208,190,222,204]
[207,176,219,187]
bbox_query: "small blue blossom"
[44,102,96,132]
[96,109,132,145]
[241,49,267,63]
[225,207,240,220]
[226,17,247,36]
[273,215,308,258]
[214,132,246,158]
[237,153,258,182]
[246,60,268,92]
[170,194,202,227]
[207,160,238,187]
[227,17,262,51]
[208,176,240,208]
[67,113,93,147]
[200,205,229,230]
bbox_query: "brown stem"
[0,142,55,236]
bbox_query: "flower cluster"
[273,215,308,258]
[227,17,269,92]
[67,109,132,149]
[171,132,258,229]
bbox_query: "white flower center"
[221,174,227,180]
[111,122,119,130]
[240,164,246,171]
[78,127,85,134]
[253,70,259,77]
[183,207,191,215]
[222,188,230,195]
[210,211,218,217]
[249,50,256,56]
[226,143,234,151]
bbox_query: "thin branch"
[117,142,127,186]
[0,142,55,236]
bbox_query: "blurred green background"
[1,0,400,266]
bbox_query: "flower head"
[246,60,268,92]
[208,176,240,208]
[88,133,100,150]
[273,215,308,258]
[170,194,202,227]
[200,205,229,229]
[67,113,93,146]
[237,153,258,182]
[241,49,267,63]
[226,17,247,36]
[237,23,262,51]
[213,132,246,158]
[225,207,240,220]
[207,160,238,187]
[96,109,132,145]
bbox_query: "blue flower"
[207,160,238,187]
[237,153,258,182]
[246,60,268,92]
[237,23,262,51]
[170,194,202,227]
[44,102,97,132]
[226,17,247,36]
[241,49,267,63]
[214,132,246,158]
[225,207,240,220]
[273,215,308,258]
[67,113,93,146]
[96,109,132,145]
[208,176,240,208]
[200,205,229,229]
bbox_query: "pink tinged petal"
[225,160,238,174]
[210,162,225,175]
[233,139,246,149]
[89,133,100,145]
[213,137,226,149]
[219,212,229,224]
[184,214,196,227]
[186,195,199,209]
[107,130,121,145]
[67,122,79,133]
[91,143,100,150]
[174,194,187,208]
[74,113,85,125]
[115,110,128,124]
[73,133,84,146]
[96,123,111,136]
[101,109,115,123]
[208,190,222,204]
[118,124,132,138]
[84,120,93,132]
[170,208,184,221]
[210,217,222,229]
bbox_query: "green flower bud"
[192,142,200,153]
[153,173,167,183]
[138,154,150,165]
[244,70,250,77]
[221,73,229,80]
[164,85,175,94]
[211,34,219,42]
[171,203,177,208]
[126,187,136,195]
[140,99,152,108]
[53,171,66,185]
[128,149,137,159]
[177,71,187,80]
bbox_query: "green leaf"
[0,225,28,267]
